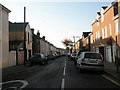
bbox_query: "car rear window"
[84,53,102,59]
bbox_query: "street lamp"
[73,36,80,53]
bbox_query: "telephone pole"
[24,7,27,66]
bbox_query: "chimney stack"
[42,36,45,40]
[31,28,34,34]
[37,30,40,37]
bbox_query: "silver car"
[76,52,104,72]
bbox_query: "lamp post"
[73,36,80,53]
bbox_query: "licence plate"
[90,61,97,63]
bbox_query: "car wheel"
[79,67,83,73]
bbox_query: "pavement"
[104,62,120,83]
[2,63,40,82]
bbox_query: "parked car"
[70,53,77,60]
[76,52,104,73]
[74,50,83,65]
[46,53,56,60]
[30,53,48,65]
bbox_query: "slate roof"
[9,22,28,31]
[97,12,101,16]
[102,6,107,10]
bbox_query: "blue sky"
[1,0,114,48]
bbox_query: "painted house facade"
[9,22,32,64]
[0,4,11,68]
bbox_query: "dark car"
[46,53,56,60]
[30,53,48,66]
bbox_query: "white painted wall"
[0,4,10,69]
[25,24,32,60]
[8,51,16,66]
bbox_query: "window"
[84,53,102,59]
[115,21,119,33]
[105,26,107,38]
[102,28,105,39]
[96,31,100,40]
[98,31,100,39]
[109,24,112,35]
[28,33,29,44]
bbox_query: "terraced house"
[91,1,120,73]
[0,4,11,68]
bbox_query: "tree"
[62,38,73,47]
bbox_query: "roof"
[102,6,108,10]
[9,22,28,31]
[83,32,91,38]
[0,4,11,13]
[97,12,101,16]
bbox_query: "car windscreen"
[84,53,102,59]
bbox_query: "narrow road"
[2,56,120,89]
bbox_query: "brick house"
[32,29,40,54]
[91,1,120,74]
[91,2,119,62]
[81,32,91,51]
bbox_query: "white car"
[76,52,104,73]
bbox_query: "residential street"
[2,56,120,89]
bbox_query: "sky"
[0,0,114,49]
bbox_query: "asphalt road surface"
[2,56,120,89]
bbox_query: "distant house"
[81,32,91,51]
[0,4,11,68]
[32,29,40,54]
[9,22,32,64]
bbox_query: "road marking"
[0,80,28,89]
[64,63,66,67]
[63,67,66,76]
[61,78,65,90]
[102,75,120,87]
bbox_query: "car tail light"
[81,58,85,61]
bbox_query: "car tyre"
[79,68,83,73]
